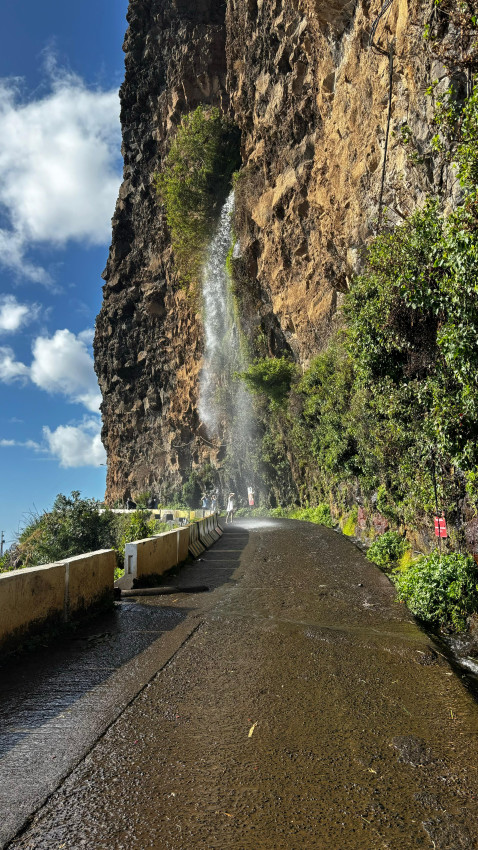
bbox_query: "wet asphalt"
[2,519,478,849]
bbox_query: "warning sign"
[434,516,447,538]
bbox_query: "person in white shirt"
[226,493,235,524]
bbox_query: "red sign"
[434,516,447,538]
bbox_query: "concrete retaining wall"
[125,514,220,580]
[124,526,193,582]
[0,549,115,653]
[177,527,190,563]
[125,533,176,581]
[66,550,116,617]
[0,515,221,651]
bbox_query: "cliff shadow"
[0,601,191,759]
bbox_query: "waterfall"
[199,191,245,439]
[198,189,257,503]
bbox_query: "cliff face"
[96,0,458,503]
[95,0,229,502]
[227,0,455,361]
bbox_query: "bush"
[395,551,478,631]
[367,531,408,570]
[112,510,168,562]
[239,357,297,407]
[269,507,288,518]
[6,492,169,573]
[342,507,358,537]
[16,491,116,568]
[289,505,334,527]
[297,344,360,478]
[156,105,241,288]
[182,472,202,510]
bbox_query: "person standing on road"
[226,492,235,524]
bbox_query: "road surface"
[2,518,478,849]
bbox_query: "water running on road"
[7,520,478,850]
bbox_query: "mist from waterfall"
[199,191,253,459]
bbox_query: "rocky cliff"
[95,0,230,502]
[95,0,465,503]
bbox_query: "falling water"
[199,192,234,436]
[199,191,248,436]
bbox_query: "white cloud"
[0,68,121,281]
[0,327,101,412]
[0,229,52,284]
[0,294,40,332]
[78,328,95,345]
[0,345,30,382]
[0,423,105,469]
[30,328,102,412]
[43,418,105,468]
[0,438,41,449]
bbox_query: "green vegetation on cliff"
[156,105,241,288]
[240,357,297,407]
[237,82,478,541]
[366,531,409,570]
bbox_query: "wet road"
[3,519,478,849]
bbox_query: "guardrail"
[124,527,190,581]
[123,513,221,580]
[0,513,223,652]
[104,508,215,521]
[0,549,116,652]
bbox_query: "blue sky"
[0,0,129,546]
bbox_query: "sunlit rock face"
[226,0,453,366]
[96,0,460,502]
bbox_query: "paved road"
[3,519,478,849]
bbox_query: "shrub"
[289,505,334,527]
[182,472,202,510]
[6,492,169,573]
[269,507,288,518]
[395,552,478,631]
[112,510,167,561]
[367,531,408,570]
[342,507,358,537]
[156,105,241,288]
[16,491,116,568]
[297,344,360,478]
[239,357,297,407]
[397,548,415,572]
